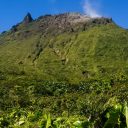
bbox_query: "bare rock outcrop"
[23,13,33,24]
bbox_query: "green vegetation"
[0,14,128,127]
[0,102,128,127]
[1,23,128,83]
[0,76,128,127]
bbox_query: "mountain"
[0,13,128,128]
[0,12,128,83]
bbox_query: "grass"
[0,23,128,83]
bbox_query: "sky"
[0,0,128,32]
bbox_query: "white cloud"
[83,0,102,18]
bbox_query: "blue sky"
[0,0,128,32]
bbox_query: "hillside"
[0,13,128,127]
[0,13,128,83]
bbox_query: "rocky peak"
[51,13,91,24]
[37,12,112,26]
[35,13,113,35]
[23,13,33,24]
[8,12,113,38]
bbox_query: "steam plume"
[83,0,102,18]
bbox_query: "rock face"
[37,13,112,25]
[23,13,33,24]
[33,13,113,36]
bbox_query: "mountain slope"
[0,13,128,83]
[0,13,128,128]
